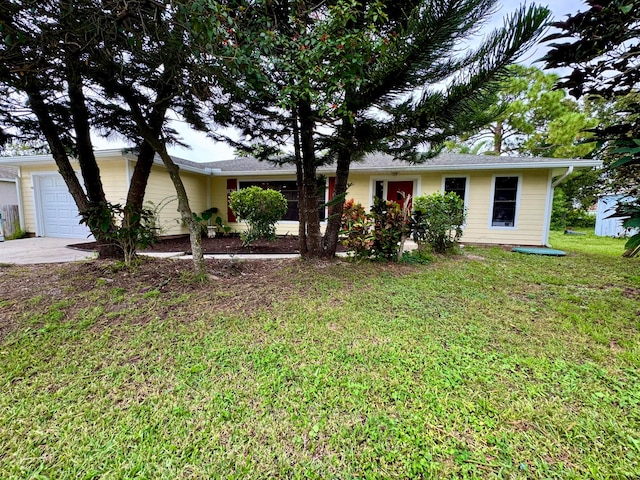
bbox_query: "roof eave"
[149,157,211,175]
[213,160,602,176]
[346,161,601,172]
[0,148,126,166]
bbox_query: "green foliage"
[411,192,466,254]
[551,189,570,231]
[229,186,288,246]
[551,188,596,231]
[191,207,219,237]
[192,207,218,225]
[447,66,599,158]
[214,216,232,236]
[543,0,640,256]
[559,168,601,210]
[340,199,373,260]
[81,202,158,266]
[2,247,639,477]
[340,198,410,261]
[369,198,410,261]
[399,248,434,265]
[610,199,640,257]
[5,224,28,240]
[188,0,550,258]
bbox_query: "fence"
[1,204,20,239]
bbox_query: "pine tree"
[193,0,550,258]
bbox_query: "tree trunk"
[66,58,108,205]
[323,112,355,258]
[126,142,156,211]
[156,146,206,275]
[323,150,351,258]
[26,88,121,259]
[292,109,308,257]
[297,99,323,258]
[493,121,503,155]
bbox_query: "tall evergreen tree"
[446,65,599,158]
[0,1,214,270]
[194,0,550,258]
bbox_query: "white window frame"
[488,174,522,230]
[441,175,469,207]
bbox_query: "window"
[443,177,467,201]
[374,180,384,200]
[491,176,519,227]
[238,180,326,221]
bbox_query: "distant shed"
[0,166,19,205]
[595,195,639,237]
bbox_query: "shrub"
[340,199,374,259]
[229,186,288,246]
[191,207,219,238]
[340,197,411,261]
[81,202,159,266]
[411,192,466,254]
[399,248,434,265]
[369,197,411,261]
[551,189,596,230]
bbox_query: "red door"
[387,181,414,210]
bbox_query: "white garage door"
[36,174,91,239]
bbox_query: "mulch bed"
[73,235,345,255]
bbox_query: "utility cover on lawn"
[512,247,566,256]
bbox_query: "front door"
[387,181,414,210]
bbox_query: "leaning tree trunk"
[155,146,206,275]
[323,113,355,259]
[323,150,351,258]
[26,87,121,259]
[119,83,206,274]
[65,59,122,259]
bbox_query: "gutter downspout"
[552,166,574,188]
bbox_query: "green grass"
[549,228,630,257]
[0,244,639,479]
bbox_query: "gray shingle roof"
[0,149,600,175]
[203,152,599,174]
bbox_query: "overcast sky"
[93,0,588,163]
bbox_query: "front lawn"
[1,242,638,478]
[549,229,631,257]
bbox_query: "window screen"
[491,176,518,227]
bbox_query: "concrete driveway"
[0,237,96,264]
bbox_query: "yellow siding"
[213,175,301,236]
[413,170,550,246]
[20,166,51,233]
[18,157,211,237]
[19,159,129,234]
[345,173,372,206]
[100,161,129,204]
[144,165,208,235]
[211,168,551,246]
[15,155,552,245]
[209,176,228,223]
